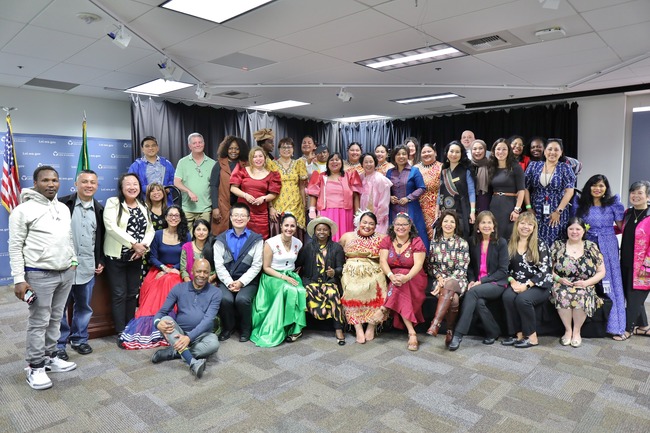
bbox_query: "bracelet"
[507,276,515,283]
[470,208,476,212]
[525,204,532,209]
[387,272,394,278]
[309,206,316,212]
[553,275,560,282]
[513,206,521,213]
[71,260,79,266]
[153,318,161,327]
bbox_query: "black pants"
[502,286,549,337]
[218,283,258,337]
[106,258,143,333]
[455,282,505,338]
[625,288,650,332]
[622,264,648,328]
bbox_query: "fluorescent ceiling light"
[357,44,466,71]
[632,106,650,112]
[333,115,390,123]
[249,100,310,111]
[394,92,462,104]
[125,79,193,96]
[161,0,274,24]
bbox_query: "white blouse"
[266,235,302,271]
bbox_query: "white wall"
[0,86,131,139]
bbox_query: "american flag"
[2,114,21,212]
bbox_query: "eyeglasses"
[394,223,410,227]
[280,146,293,150]
[167,214,181,219]
[231,213,249,219]
[195,167,203,177]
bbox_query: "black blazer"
[467,237,509,286]
[59,192,106,268]
[296,239,344,288]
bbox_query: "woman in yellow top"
[268,137,308,241]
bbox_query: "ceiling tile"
[581,0,650,31]
[0,52,57,76]
[3,25,95,62]
[66,38,156,70]
[38,62,110,85]
[129,6,216,49]
[568,0,632,13]
[0,0,51,23]
[165,27,267,62]
[0,19,26,48]
[598,22,650,59]
[30,0,110,38]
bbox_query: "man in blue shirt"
[152,259,221,379]
[213,203,263,342]
[127,136,175,201]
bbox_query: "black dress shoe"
[482,337,498,345]
[218,330,232,341]
[501,337,519,346]
[151,347,176,364]
[71,343,93,355]
[448,334,462,351]
[55,349,69,361]
[239,335,250,343]
[514,337,538,348]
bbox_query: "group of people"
[9,127,650,391]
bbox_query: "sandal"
[634,327,650,336]
[285,332,302,343]
[613,332,631,341]
[407,333,419,351]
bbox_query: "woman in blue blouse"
[524,139,576,247]
[120,205,191,349]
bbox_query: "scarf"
[472,157,490,194]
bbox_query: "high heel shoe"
[426,320,441,336]
[427,289,454,336]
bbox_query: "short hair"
[34,165,58,181]
[566,216,588,240]
[325,152,344,176]
[629,180,650,195]
[140,136,158,147]
[390,145,409,165]
[187,132,203,144]
[217,136,249,162]
[230,202,250,216]
[278,137,294,148]
[76,169,97,181]
[360,152,378,167]
[347,141,362,151]
[433,210,462,240]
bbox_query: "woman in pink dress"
[375,213,428,351]
[307,152,362,242]
[359,153,392,234]
[230,146,282,239]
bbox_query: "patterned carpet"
[1,288,649,433]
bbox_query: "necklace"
[633,207,647,223]
[395,238,410,249]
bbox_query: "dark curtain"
[131,96,578,164]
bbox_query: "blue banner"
[0,133,132,284]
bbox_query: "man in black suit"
[56,169,105,359]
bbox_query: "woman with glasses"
[120,205,191,349]
[268,137,308,241]
[230,146,281,240]
[509,135,530,171]
[524,139,576,247]
[375,213,428,351]
[210,135,249,236]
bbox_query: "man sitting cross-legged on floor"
[151,259,221,379]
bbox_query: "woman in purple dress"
[576,174,625,338]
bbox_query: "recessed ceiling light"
[249,100,310,111]
[394,92,463,104]
[161,0,275,24]
[332,115,390,123]
[632,106,650,112]
[357,44,466,71]
[125,79,193,96]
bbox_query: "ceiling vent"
[24,78,79,91]
[215,90,253,100]
[449,31,525,55]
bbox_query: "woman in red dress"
[375,213,428,351]
[230,146,281,239]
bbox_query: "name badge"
[543,204,551,215]
[452,177,460,182]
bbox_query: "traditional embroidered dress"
[416,161,443,242]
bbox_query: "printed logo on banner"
[110,154,130,159]
[53,151,75,157]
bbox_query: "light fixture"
[633,106,650,113]
[125,78,193,96]
[249,100,310,111]
[357,44,467,71]
[161,0,274,24]
[158,58,183,81]
[337,88,354,102]
[195,84,207,99]
[107,24,131,49]
[539,0,561,10]
[332,115,390,123]
[394,92,462,104]
[534,27,566,41]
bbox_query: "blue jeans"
[58,277,95,348]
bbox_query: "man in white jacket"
[9,165,78,390]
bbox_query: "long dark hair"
[544,138,568,163]
[433,209,462,241]
[191,218,211,241]
[325,152,344,176]
[566,216,588,240]
[116,173,144,223]
[576,174,616,218]
[441,141,470,170]
[488,137,517,178]
[217,135,249,162]
[162,205,189,241]
[473,210,499,244]
[388,213,419,241]
[405,137,420,164]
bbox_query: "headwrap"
[253,128,274,142]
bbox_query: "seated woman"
[296,217,346,345]
[501,212,553,348]
[375,213,428,351]
[551,217,606,348]
[448,211,509,351]
[121,205,191,349]
[180,219,216,283]
[250,213,306,347]
[340,211,387,344]
[426,210,470,347]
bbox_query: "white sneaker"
[45,355,77,373]
[25,367,52,390]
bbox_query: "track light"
[195,84,210,100]
[337,87,354,102]
[158,58,183,81]
[107,24,131,49]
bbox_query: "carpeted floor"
[1,288,649,433]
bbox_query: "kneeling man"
[152,259,221,379]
